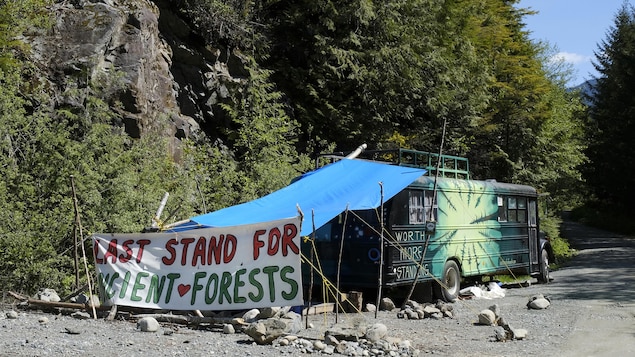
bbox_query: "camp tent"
[169,159,426,236]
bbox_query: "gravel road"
[2,220,634,356]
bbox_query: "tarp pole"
[403,118,447,304]
[336,205,349,323]
[375,183,384,319]
[152,192,170,229]
[345,143,367,159]
[306,209,316,329]
[70,175,97,320]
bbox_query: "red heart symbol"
[177,284,191,297]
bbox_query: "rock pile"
[274,318,417,356]
[477,303,528,342]
[396,299,455,320]
[234,303,418,355]
[242,307,303,344]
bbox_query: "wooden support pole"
[336,205,349,323]
[70,175,97,320]
[375,183,384,319]
[306,209,316,329]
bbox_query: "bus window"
[500,196,528,223]
[498,196,508,222]
[424,190,437,222]
[390,190,436,226]
[528,200,537,225]
[517,198,527,223]
[409,191,425,224]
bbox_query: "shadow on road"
[545,220,635,303]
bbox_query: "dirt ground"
[543,219,635,356]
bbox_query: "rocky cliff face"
[28,0,246,154]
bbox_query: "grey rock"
[38,288,61,302]
[478,309,497,325]
[257,307,280,319]
[325,334,339,346]
[313,340,327,351]
[222,323,235,334]
[72,293,89,304]
[527,297,551,310]
[336,341,348,354]
[423,305,441,317]
[279,311,302,334]
[71,312,91,320]
[488,304,500,318]
[399,340,412,350]
[405,309,420,320]
[403,299,420,309]
[325,319,367,342]
[6,311,18,319]
[137,317,160,332]
[380,297,396,311]
[511,328,528,340]
[494,326,509,341]
[243,308,261,323]
[365,323,388,342]
[245,318,288,345]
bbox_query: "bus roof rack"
[318,148,470,180]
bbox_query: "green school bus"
[303,149,553,302]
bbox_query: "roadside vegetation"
[1,0,634,296]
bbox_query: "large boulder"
[244,318,289,345]
[25,0,250,158]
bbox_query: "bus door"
[528,199,539,273]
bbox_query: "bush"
[0,233,74,296]
[540,214,574,262]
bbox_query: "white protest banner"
[92,216,303,310]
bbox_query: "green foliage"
[465,0,551,182]
[187,54,312,209]
[585,3,635,214]
[0,232,74,295]
[259,0,491,153]
[172,0,266,53]
[539,214,574,261]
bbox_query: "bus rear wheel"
[435,260,461,302]
[537,249,550,284]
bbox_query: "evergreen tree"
[260,0,491,154]
[585,3,635,212]
[465,0,551,182]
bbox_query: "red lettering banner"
[92,216,303,310]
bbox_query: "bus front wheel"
[435,260,461,302]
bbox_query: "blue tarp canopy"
[171,159,426,236]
